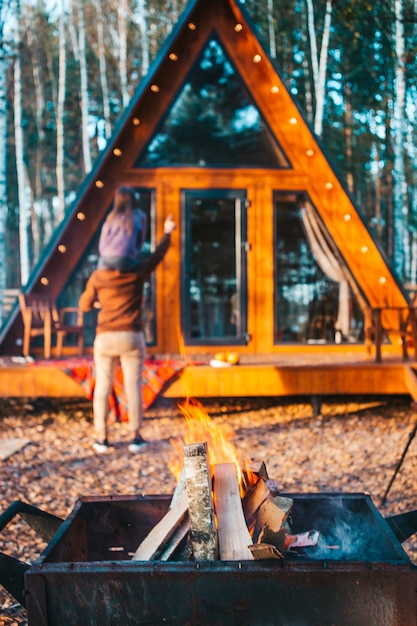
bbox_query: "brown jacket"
[79,233,171,334]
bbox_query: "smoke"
[287,495,391,561]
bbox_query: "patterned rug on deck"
[32,356,186,422]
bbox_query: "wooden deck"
[1,347,417,403]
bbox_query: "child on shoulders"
[98,186,147,271]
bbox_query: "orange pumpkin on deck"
[226,352,239,365]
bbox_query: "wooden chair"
[18,292,85,359]
[365,306,417,363]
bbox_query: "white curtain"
[300,204,350,337]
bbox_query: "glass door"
[182,189,248,345]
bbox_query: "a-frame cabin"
[0,0,412,398]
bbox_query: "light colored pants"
[93,331,146,441]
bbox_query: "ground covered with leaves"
[1,394,417,624]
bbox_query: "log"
[159,518,191,561]
[170,466,186,508]
[254,495,294,547]
[183,441,218,561]
[284,530,320,550]
[131,490,188,561]
[242,477,271,535]
[249,543,283,560]
[248,459,269,479]
[213,463,254,560]
[242,459,269,490]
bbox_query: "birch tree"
[118,0,130,107]
[94,0,112,140]
[14,0,31,285]
[305,0,333,137]
[56,0,66,221]
[266,0,277,59]
[392,0,408,279]
[0,0,12,318]
[135,0,150,76]
[70,0,92,174]
[24,9,46,260]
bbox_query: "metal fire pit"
[1,492,417,625]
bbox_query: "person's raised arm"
[164,214,176,234]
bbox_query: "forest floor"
[1,394,417,624]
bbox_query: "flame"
[169,398,243,487]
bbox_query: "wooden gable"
[0,0,407,355]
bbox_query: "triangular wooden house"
[0,0,408,360]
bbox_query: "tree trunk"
[374,145,383,242]
[305,0,332,137]
[75,0,92,174]
[0,0,9,318]
[95,0,112,140]
[136,0,150,77]
[267,0,277,59]
[301,8,313,123]
[344,82,354,195]
[392,0,408,280]
[306,0,319,87]
[56,0,66,222]
[14,0,31,285]
[25,13,45,202]
[314,0,332,137]
[118,0,130,107]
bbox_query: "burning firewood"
[254,495,293,543]
[242,459,269,489]
[242,477,272,535]
[183,441,218,561]
[246,494,294,556]
[213,463,254,561]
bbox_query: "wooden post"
[183,441,218,561]
[213,463,254,561]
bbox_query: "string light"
[253,54,262,63]
[306,149,315,157]
[270,85,280,93]
[132,117,141,126]
[113,148,122,156]
[58,245,67,253]
[169,53,178,61]
[40,277,49,286]
[379,276,387,284]
[188,22,196,30]
[361,245,369,253]
[95,180,104,188]
[324,181,333,190]
[343,213,352,221]
[234,23,243,32]
[77,212,86,221]
[289,117,298,124]
[151,84,160,92]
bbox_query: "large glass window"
[60,189,156,346]
[182,189,248,345]
[136,39,288,168]
[274,193,364,344]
